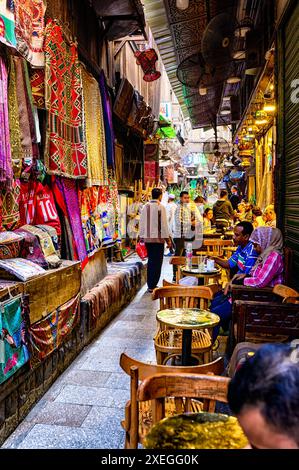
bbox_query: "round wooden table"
[156,308,220,366]
[181,266,222,285]
[144,412,249,449]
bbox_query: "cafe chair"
[152,286,215,365]
[196,239,234,257]
[119,352,225,449]
[169,256,201,283]
[137,373,230,445]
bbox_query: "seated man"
[228,343,299,449]
[210,221,258,336]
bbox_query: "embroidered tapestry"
[0,295,30,384]
[14,0,46,67]
[30,68,45,109]
[8,55,22,161]
[29,293,80,362]
[81,66,108,186]
[79,187,102,257]
[0,178,21,230]
[0,55,13,187]
[44,19,87,179]
[0,0,16,47]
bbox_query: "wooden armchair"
[137,373,229,442]
[231,299,299,350]
[170,256,201,283]
[152,286,215,364]
[119,352,225,449]
[196,239,234,257]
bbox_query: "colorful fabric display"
[14,0,46,67]
[0,0,16,47]
[0,295,30,385]
[21,225,61,268]
[53,177,88,266]
[30,68,45,109]
[44,19,87,179]
[0,258,46,281]
[0,231,23,259]
[0,179,21,230]
[36,225,60,255]
[99,71,115,169]
[0,55,13,187]
[29,293,80,362]
[15,227,48,268]
[19,181,61,235]
[79,187,101,257]
[81,66,108,186]
[8,55,22,161]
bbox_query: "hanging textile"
[8,55,22,161]
[1,179,21,230]
[13,57,38,159]
[0,55,13,187]
[0,295,30,385]
[44,19,87,179]
[53,177,88,266]
[99,71,115,169]
[81,66,108,186]
[79,187,102,257]
[29,293,80,362]
[14,0,46,67]
[30,68,45,109]
[0,0,16,47]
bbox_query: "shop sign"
[160,102,172,119]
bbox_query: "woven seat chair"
[137,372,230,447]
[196,239,234,257]
[152,286,215,364]
[119,352,225,449]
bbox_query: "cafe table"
[181,266,222,285]
[156,308,220,366]
[143,412,249,449]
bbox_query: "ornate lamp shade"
[134,49,161,82]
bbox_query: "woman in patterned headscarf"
[234,227,284,288]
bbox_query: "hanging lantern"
[134,49,161,82]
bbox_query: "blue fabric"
[228,242,258,274]
[210,291,233,341]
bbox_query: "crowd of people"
[138,186,298,449]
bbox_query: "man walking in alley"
[164,193,177,255]
[139,188,172,293]
[213,189,235,230]
[172,191,203,282]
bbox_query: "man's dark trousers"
[173,237,185,281]
[145,242,165,290]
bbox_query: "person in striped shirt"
[210,221,258,338]
[233,226,284,288]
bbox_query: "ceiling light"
[263,104,276,112]
[220,109,231,115]
[227,76,241,84]
[176,0,189,10]
[223,96,231,101]
[199,86,207,96]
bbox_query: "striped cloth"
[244,252,284,288]
[139,200,170,243]
[228,242,258,274]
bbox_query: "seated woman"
[203,207,214,232]
[233,226,284,288]
[211,226,284,339]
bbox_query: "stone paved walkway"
[2,261,171,449]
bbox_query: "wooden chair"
[169,256,200,283]
[137,373,230,443]
[162,279,220,296]
[273,284,299,303]
[196,239,234,257]
[119,352,225,449]
[152,286,215,364]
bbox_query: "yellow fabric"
[81,66,108,186]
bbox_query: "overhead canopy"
[156,114,177,139]
[91,0,146,40]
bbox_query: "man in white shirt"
[139,188,172,292]
[164,194,177,255]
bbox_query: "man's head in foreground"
[228,343,299,449]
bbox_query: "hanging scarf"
[99,71,115,169]
[0,55,13,187]
[249,227,283,268]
